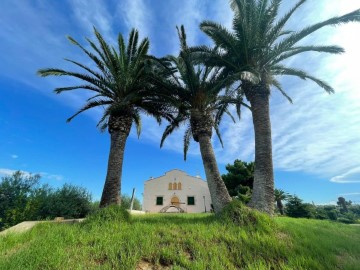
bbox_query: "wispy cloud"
[116,0,151,39]
[40,172,64,182]
[0,168,32,178]
[331,168,360,184]
[11,154,18,159]
[0,168,64,182]
[339,192,360,197]
[68,0,114,39]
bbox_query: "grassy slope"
[0,212,359,270]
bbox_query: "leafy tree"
[0,171,40,229]
[285,195,314,218]
[222,160,254,203]
[337,196,352,213]
[197,0,360,214]
[0,171,94,230]
[158,26,244,213]
[274,189,290,215]
[38,28,172,208]
[36,184,93,219]
[120,194,142,210]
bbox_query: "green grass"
[1,207,359,270]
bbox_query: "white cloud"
[68,0,114,39]
[117,0,151,39]
[11,155,18,159]
[0,168,63,182]
[339,192,360,197]
[0,168,33,178]
[331,168,360,184]
[40,173,64,182]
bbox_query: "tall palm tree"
[157,26,245,213]
[274,188,289,215]
[38,28,172,208]
[197,0,360,214]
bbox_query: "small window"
[156,196,163,205]
[173,183,177,190]
[168,183,172,190]
[178,182,182,190]
[187,196,195,205]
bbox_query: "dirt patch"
[136,258,173,270]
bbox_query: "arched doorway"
[171,196,180,206]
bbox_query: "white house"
[142,169,212,213]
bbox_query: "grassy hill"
[1,206,359,270]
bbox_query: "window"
[173,183,177,190]
[156,196,163,205]
[168,183,172,190]
[178,182,182,190]
[187,196,195,205]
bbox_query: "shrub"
[38,184,92,219]
[120,194,142,210]
[285,196,314,218]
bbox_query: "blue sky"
[1,0,360,204]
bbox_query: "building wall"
[143,169,212,213]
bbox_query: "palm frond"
[270,78,293,103]
[272,65,335,93]
[183,126,192,160]
[66,99,112,123]
[272,45,344,64]
[132,110,142,138]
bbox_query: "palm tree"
[157,26,245,213]
[197,0,360,214]
[274,188,289,215]
[38,28,172,208]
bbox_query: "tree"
[285,195,314,218]
[38,28,172,208]
[337,196,353,213]
[274,188,289,215]
[0,171,40,230]
[158,26,245,213]
[198,0,360,214]
[37,184,93,219]
[120,194,142,210]
[222,159,254,203]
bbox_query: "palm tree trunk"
[100,115,132,208]
[246,85,275,215]
[198,134,232,214]
[277,200,284,215]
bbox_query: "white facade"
[143,169,212,213]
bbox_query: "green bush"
[217,200,274,230]
[285,196,314,218]
[120,194,142,210]
[0,171,93,231]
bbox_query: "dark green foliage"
[0,171,40,230]
[217,200,273,230]
[35,184,92,219]
[0,171,93,231]
[222,160,254,203]
[120,194,142,210]
[85,205,130,225]
[285,195,314,218]
[337,196,352,213]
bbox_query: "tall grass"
[0,206,359,269]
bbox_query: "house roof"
[144,169,205,183]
